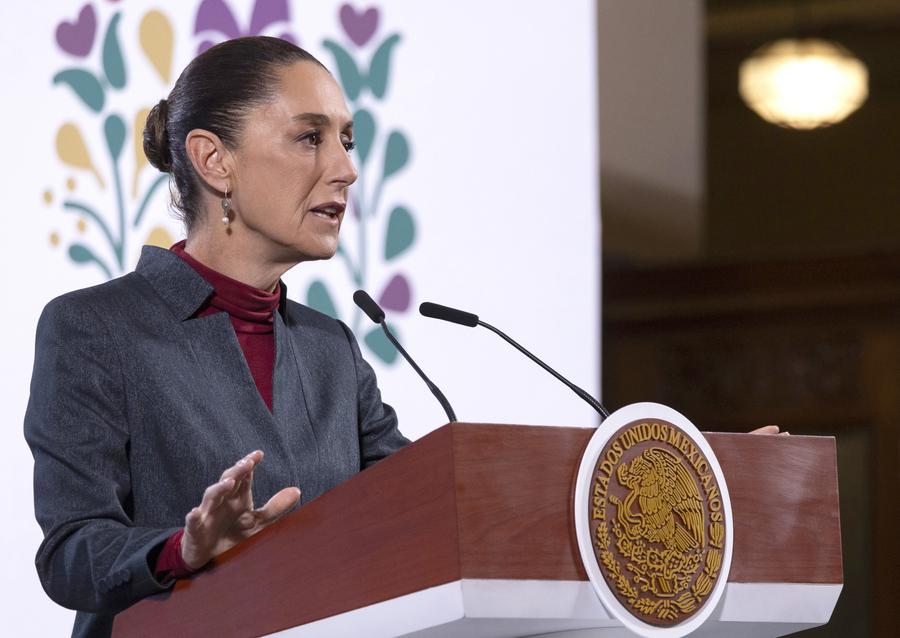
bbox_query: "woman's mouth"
[309,202,345,222]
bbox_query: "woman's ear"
[185,129,233,194]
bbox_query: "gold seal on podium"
[575,403,734,638]
[589,419,727,626]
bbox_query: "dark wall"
[600,7,900,636]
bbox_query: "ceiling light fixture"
[739,38,868,130]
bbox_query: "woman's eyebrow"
[292,113,354,130]
[292,112,329,126]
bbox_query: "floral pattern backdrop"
[46,0,418,365]
[10,3,602,635]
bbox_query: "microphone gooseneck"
[418,301,611,421]
[353,291,457,423]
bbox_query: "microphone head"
[419,302,479,328]
[353,290,386,323]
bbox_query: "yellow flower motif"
[56,123,104,188]
[145,225,173,248]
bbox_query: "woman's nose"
[327,140,359,187]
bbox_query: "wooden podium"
[112,424,842,637]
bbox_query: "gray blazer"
[24,246,409,637]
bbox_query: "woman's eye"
[297,131,322,146]
[343,140,357,152]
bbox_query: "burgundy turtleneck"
[153,240,281,581]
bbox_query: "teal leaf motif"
[53,69,105,112]
[307,280,338,318]
[133,174,168,228]
[104,114,126,161]
[384,206,415,260]
[102,13,126,89]
[364,324,399,364]
[69,243,97,263]
[68,243,112,279]
[383,131,409,181]
[353,108,376,166]
[323,39,363,100]
[368,34,401,99]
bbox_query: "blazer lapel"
[274,310,325,500]
[180,312,262,420]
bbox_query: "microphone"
[353,291,457,423]
[419,301,610,421]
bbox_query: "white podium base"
[267,579,841,638]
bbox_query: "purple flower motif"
[195,0,240,40]
[278,32,297,45]
[249,0,290,36]
[194,0,295,54]
[56,4,97,57]
[379,274,411,312]
[340,4,379,47]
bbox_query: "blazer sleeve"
[338,321,410,468]
[24,295,179,614]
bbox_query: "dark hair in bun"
[143,99,171,173]
[142,36,325,232]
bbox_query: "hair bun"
[143,99,172,173]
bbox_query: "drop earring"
[221,187,231,226]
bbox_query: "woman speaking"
[24,36,408,638]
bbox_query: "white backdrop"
[0,1,599,634]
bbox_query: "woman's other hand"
[750,425,790,435]
[180,450,301,570]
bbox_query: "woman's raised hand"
[180,450,301,571]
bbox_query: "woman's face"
[229,61,357,264]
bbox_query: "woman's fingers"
[185,507,202,532]
[202,476,235,508]
[203,450,266,519]
[219,450,264,483]
[236,510,258,530]
[254,487,302,526]
[181,454,294,570]
[234,457,258,497]
[181,484,301,570]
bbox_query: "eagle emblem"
[588,420,727,626]
[614,448,705,555]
